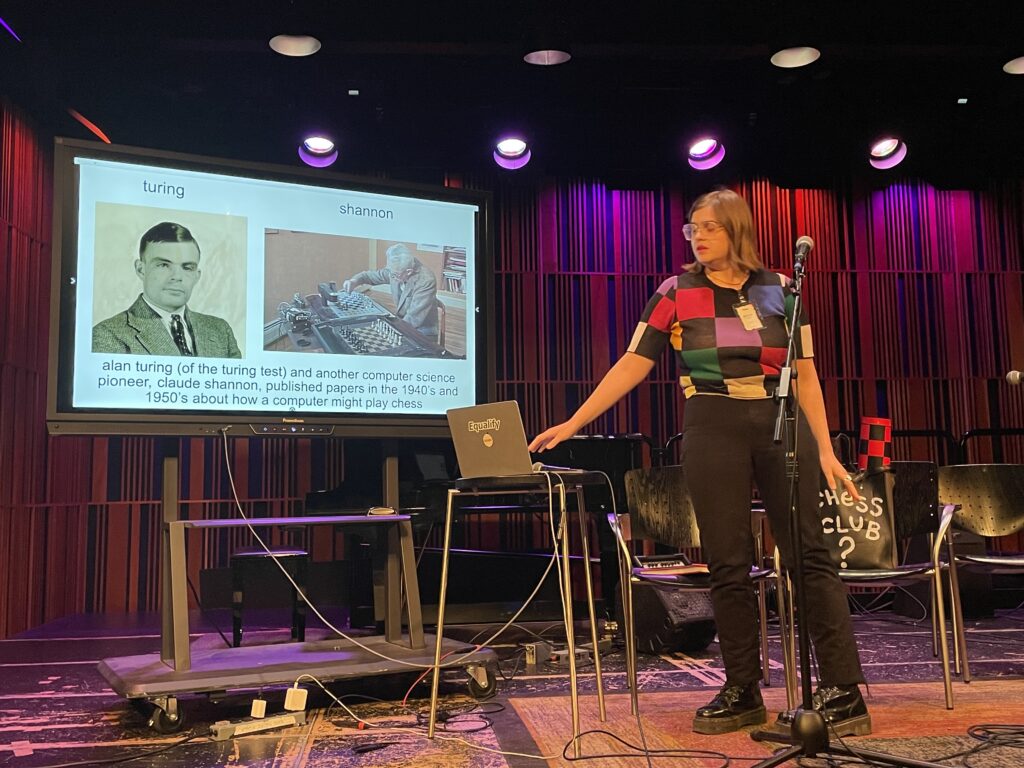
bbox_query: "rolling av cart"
[98,456,495,733]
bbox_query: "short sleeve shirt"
[627,269,813,399]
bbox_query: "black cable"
[186,575,232,648]
[496,648,526,681]
[20,732,204,768]
[558,728,747,764]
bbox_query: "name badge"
[733,298,766,331]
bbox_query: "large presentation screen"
[47,139,493,436]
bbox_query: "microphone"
[794,235,814,268]
[1007,370,1022,386]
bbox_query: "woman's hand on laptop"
[529,421,578,452]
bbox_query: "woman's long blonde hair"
[684,188,764,274]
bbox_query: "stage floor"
[1,607,1023,767]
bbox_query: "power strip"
[551,647,590,666]
[209,711,307,741]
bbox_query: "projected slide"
[71,157,479,417]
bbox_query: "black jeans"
[681,395,864,687]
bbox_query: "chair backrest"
[624,465,701,550]
[937,464,1024,537]
[890,461,940,540]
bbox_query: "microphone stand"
[748,257,952,768]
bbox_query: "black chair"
[777,461,966,709]
[939,463,1024,682]
[229,545,309,647]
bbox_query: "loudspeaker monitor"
[618,583,717,654]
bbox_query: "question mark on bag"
[838,535,855,568]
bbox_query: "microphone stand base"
[750,708,956,768]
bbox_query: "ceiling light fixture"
[687,137,726,170]
[298,135,338,168]
[868,137,908,170]
[523,49,571,66]
[957,98,968,104]
[493,136,532,170]
[770,46,821,68]
[269,35,321,57]
[1003,55,1024,74]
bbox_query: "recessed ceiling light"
[347,89,360,97]
[869,137,908,170]
[770,46,821,68]
[493,136,531,169]
[957,98,968,104]
[523,49,571,66]
[269,35,321,57]
[495,138,528,158]
[303,136,335,154]
[1003,55,1024,74]
[687,137,726,170]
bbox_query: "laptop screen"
[446,401,535,478]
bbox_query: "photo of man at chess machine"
[263,230,467,359]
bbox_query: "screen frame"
[46,137,495,437]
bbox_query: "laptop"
[447,401,536,478]
[447,401,590,479]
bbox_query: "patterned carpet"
[3,611,1023,766]
[508,680,1024,767]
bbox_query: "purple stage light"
[303,136,335,154]
[298,145,338,168]
[0,15,21,42]
[493,136,531,169]
[496,138,527,157]
[493,148,532,170]
[687,138,726,170]
[869,137,907,170]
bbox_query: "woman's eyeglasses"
[683,221,725,240]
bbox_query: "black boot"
[770,684,872,738]
[693,682,767,734]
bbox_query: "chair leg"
[945,540,971,683]
[927,535,942,660]
[931,566,954,709]
[621,567,638,715]
[757,579,770,686]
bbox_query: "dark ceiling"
[2,1,1022,187]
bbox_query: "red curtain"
[2,101,1022,637]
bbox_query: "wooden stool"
[229,546,309,647]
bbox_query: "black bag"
[819,469,897,570]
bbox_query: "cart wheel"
[148,701,186,734]
[466,665,497,700]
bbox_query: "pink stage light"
[687,138,726,170]
[298,135,338,168]
[493,136,531,170]
[869,137,908,170]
